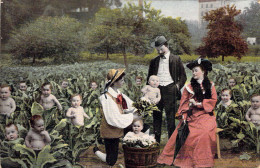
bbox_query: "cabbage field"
[0,61,259,167]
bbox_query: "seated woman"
[157,58,217,168]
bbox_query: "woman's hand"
[189,99,196,106]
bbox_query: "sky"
[121,0,255,21]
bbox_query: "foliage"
[1,0,46,43]
[87,1,191,68]
[2,0,122,42]
[238,2,260,44]
[160,17,191,55]
[0,60,259,159]
[239,152,251,160]
[196,5,248,61]
[8,16,86,64]
[132,100,159,121]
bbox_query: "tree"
[160,17,191,55]
[87,1,192,68]
[1,0,122,42]
[8,16,86,64]
[1,0,46,42]
[238,2,260,44]
[196,5,248,61]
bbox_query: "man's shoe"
[93,145,99,154]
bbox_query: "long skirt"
[157,114,217,168]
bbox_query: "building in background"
[199,0,230,26]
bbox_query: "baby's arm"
[39,95,43,105]
[155,89,161,104]
[52,95,63,111]
[66,108,75,118]
[25,133,32,148]
[9,98,16,115]
[82,107,90,119]
[245,108,252,122]
[40,131,51,144]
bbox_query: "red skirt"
[157,113,217,168]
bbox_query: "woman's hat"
[186,58,212,71]
[151,36,168,48]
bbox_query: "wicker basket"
[123,144,160,168]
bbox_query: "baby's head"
[61,80,69,89]
[90,81,98,90]
[5,123,18,141]
[148,75,159,88]
[19,81,27,91]
[132,118,144,134]
[135,76,143,86]
[30,115,45,133]
[41,82,52,97]
[228,77,236,88]
[0,84,12,100]
[251,94,260,110]
[221,88,232,103]
[70,94,82,108]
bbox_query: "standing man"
[148,36,187,143]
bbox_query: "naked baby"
[19,81,28,92]
[25,115,51,153]
[66,94,90,126]
[141,75,161,104]
[0,84,16,117]
[245,94,260,125]
[5,123,19,141]
[39,82,62,111]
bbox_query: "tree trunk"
[32,54,36,65]
[138,0,143,17]
[222,55,224,62]
[122,46,128,70]
[106,46,110,60]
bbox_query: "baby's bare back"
[0,98,13,115]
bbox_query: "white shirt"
[157,51,174,86]
[99,87,134,129]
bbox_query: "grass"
[1,50,259,68]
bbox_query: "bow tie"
[116,94,128,109]
[160,55,166,59]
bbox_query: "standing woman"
[157,58,217,168]
[94,68,138,167]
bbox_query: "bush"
[8,16,86,64]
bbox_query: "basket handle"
[148,142,159,148]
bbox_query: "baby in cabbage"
[25,115,51,155]
[39,82,62,111]
[246,94,260,125]
[0,84,16,117]
[66,94,90,126]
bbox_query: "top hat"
[186,58,212,72]
[151,36,168,48]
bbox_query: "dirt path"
[79,143,260,168]
[79,130,260,168]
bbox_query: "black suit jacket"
[147,53,187,91]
